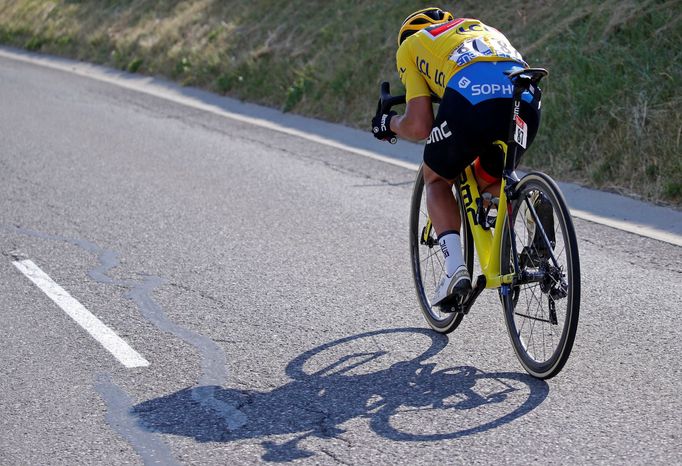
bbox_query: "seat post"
[502,67,548,194]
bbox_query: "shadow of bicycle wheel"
[132,327,549,461]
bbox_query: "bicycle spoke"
[428,250,439,290]
[515,184,573,364]
[421,245,444,266]
[525,288,542,356]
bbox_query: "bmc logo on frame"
[426,122,452,144]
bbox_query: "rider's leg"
[424,159,501,230]
[479,178,501,198]
[473,157,501,199]
[423,163,471,307]
[423,163,465,279]
[423,163,460,234]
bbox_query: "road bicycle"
[379,68,580,379]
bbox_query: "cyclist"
[372,7,542,306]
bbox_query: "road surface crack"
[320,447,352,465]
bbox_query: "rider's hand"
[371,99,397,141]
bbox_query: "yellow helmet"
[398,7,455,47]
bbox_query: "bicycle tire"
[500,172,580,379]
[409,165,474,334]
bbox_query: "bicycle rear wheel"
[500,172,580,379]
[409,165,474,334]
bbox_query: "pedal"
[460,274,487,315]
[437,294,465,313]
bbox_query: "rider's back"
[396,18,526,101]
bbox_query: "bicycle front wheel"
[409,165,473,334]
[500,172,580,379]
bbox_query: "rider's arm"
[390,96,433,141]
[393,43,434,141]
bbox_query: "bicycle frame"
[457,147,516,289]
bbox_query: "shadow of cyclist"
[132,328,549,462]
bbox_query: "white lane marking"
[12,259,150,368]
[570,209,682,247]
[1,48,679,246]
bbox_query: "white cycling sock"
[438,231,464,277]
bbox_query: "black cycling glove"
[371,99,397,141]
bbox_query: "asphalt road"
[1,53,680,465]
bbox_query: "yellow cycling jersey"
[396,18,526,101]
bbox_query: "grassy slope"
[1,0,680,205]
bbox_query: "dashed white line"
[12,259,149,368]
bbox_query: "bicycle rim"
[410,165,473,334]
[501,172,580,379]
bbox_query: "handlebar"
[380,81,441,113]
[379,82,405,144]
[380,82,406,114]
[379,82,443,144]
